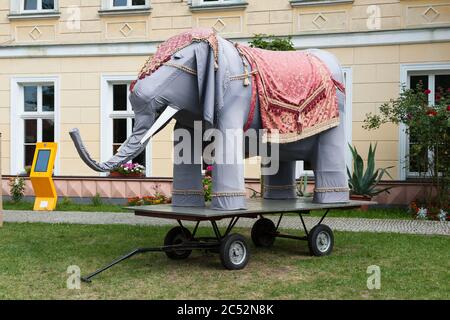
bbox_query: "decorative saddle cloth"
[130,28,219,92]
[237,44,345,143]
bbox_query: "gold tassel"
[243,66,250,86]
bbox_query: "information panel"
[30,142,58,211]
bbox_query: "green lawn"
[0,222,448,299]
[2,200,128,212]
[3,200,413,219]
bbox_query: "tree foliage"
[364,83,450,208]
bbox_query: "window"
[101,76,151,176]
[10,77,60,175]
[189,0,248,11]
[23,0,55,11]
[111,0,148,9]
[407,72,450,177]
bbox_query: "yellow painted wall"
[0,0,450,179]
[1,0,450,45]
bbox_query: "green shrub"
[8,177,26,203]
[249,34,295,51]
[91,193,103,207]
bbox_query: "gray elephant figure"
[71,28,349,211]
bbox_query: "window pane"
[133,151,146,167]
[131,118,146,166]
[24,86,37,112]
[132,0,146,5]
[24,119,37,143]
[113,0,127,6]
[409,75,428,92]
[409,132,428,174]
[42,85,54,112]
[113,84,128,111]
[42,119,54,142]
[113,119,127,143]
[25,145,36,167]
[435,74,450,103]
[42,0,54,9]
[24,0,37,10]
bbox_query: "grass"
[3,200,128,213]
[3,200,413,219]
[0,222,448,299]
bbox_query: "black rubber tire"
[164,226,192,260]
[251,218,276,247]
[307,224,334,256]
[219,234,250,270]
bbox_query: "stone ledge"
[290,0,353,7]
[98,8,152,16]
[189,2,248,12]
[8,12,61,20]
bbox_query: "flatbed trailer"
[81,198,375,282]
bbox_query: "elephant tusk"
[140,105,179,144]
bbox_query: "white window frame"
[296,67,352,178]
[10,76,60,175]
[399,63,450,180]
[108,0,149,9]
[20,0,57,13]
[190,0,244,6]
[101,75,152,177]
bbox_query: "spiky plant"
[347,143,393,197]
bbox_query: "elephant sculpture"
[70,28,349,211]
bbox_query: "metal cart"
[81,198,374,282]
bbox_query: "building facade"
[0,0,449,181]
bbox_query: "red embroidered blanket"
[130,28,219,92]
[237,44,343,143]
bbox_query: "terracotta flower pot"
[109,171,144,178]
[350,194,372,211]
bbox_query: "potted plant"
[109,163,145,178]
[347,143,393,208]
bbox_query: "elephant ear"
[194,41,221,127]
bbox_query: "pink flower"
[424,89,431,95]
[206,165,213,172]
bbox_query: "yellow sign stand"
[30,142,58,211]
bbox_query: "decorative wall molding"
[1,27,449,58]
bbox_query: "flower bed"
[409,200,448,221]
[110,163,145,178]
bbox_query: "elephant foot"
[172,190,205,207]
[211,191,247,210]
[263,184,297,199]
[313,187,349,203]
[313,171,349,203]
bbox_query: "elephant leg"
[172,122,205,207]
[263,161,297,199]
[209,128,247,210]
[312,91,349,203]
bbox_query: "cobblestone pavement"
[3,210,449,236]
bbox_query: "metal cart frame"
[81,198,373,282]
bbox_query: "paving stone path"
[3,210,449,236]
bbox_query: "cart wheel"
[308,224,334,256]
[220,234,249,270]
[251,218,276,247]
[164,226,192,260]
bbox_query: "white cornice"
[0,27,449,59]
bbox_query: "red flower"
[424,89,431,95]
[426,109,437,116]
[435,95,441,101]
[447,105,450,111]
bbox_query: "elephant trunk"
[70,106,179,172]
